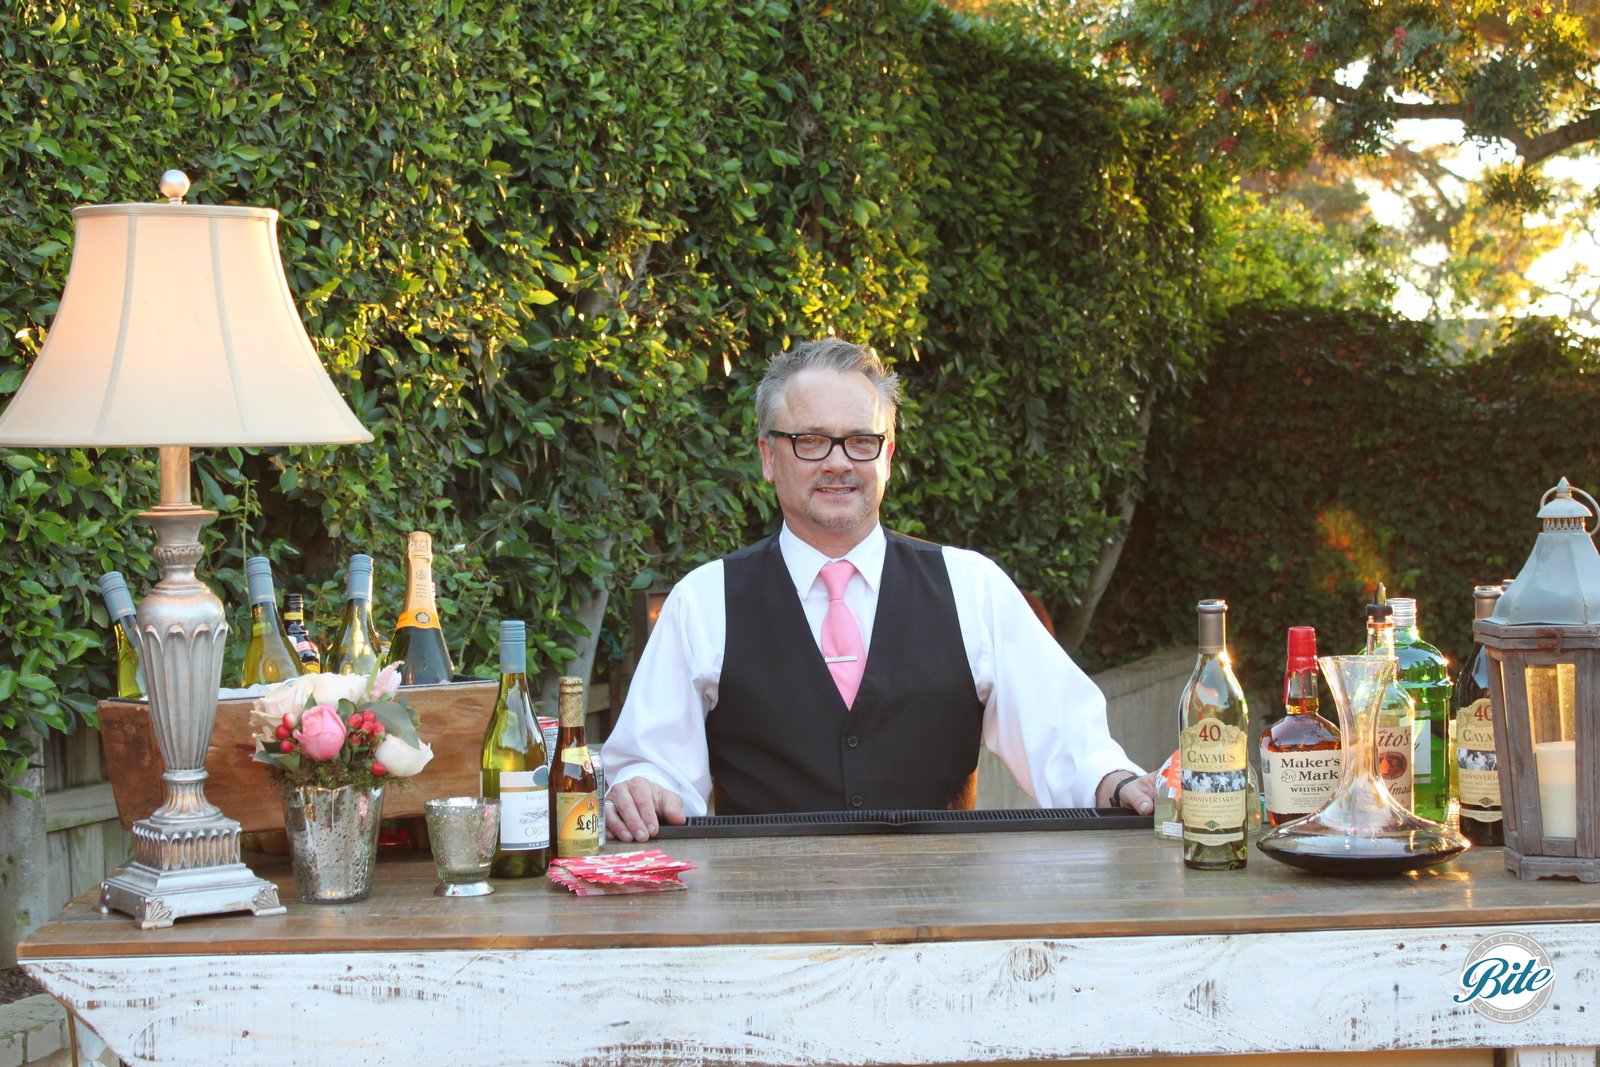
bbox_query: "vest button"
[846,735,859,748]
[851,795,864,807]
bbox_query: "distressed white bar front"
[27,922,1600,1066]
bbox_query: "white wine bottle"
[552,675,600,858]
[98,571,145,699]
[1179,599,1250,871]
[481,620,551,878]
[327,553,384,676]
[387,532,453,686]
[242,556,304,686]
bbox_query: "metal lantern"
[1476,477,1600,881]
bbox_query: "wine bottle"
[552,675,600,858]
[480,620,551,877]
[282,593,323,674]
[328,553,384,677]
[1179,599,1250,871]
[242,556,304,686]
[1455,584,1505,845]
[1261,626,1340,826]
[387,532,453,686]
[1361,591,1417,811]
[1389,595,1453,822]
[98,571,145,699]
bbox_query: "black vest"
[706,531,983,814]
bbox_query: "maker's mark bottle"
[1179,599,1251,871]
[1261,626,1340,826]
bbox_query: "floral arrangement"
[250,665,433,790]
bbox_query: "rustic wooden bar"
[19,829,1600,1066]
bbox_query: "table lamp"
[0,171,373,927]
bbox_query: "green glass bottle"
[98,571,145,699]
[241,556,304,687]
[480,620,551,878]
[328,553,384,677]
[387,532,453,686]
[1388,596,1453,823]
[1179,599,1250,871]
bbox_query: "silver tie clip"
[824,655,860,664]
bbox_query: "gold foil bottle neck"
[558,675,586,726]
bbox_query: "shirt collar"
[778,523,886,596]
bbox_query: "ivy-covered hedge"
[1088,306,1600,701]
[0,0,1213,785]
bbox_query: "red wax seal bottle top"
[1286,625,1318,669]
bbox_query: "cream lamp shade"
[0,191,371,448]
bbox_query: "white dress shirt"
[603,523,1137,815]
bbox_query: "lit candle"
[1534,740,1578,838]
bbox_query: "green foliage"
[1087,306,1600,702]
[0,0,1213,788]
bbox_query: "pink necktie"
[819,560,865,708]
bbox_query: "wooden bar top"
[21,829,1600,960]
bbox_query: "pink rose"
[371,662,403,699]
[294,704,348,761]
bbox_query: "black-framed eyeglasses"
[767,430,887,462]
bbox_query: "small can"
[590,744,607,846]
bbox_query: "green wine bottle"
[282,593,323,674]
[242,556,304,686]
[1179,599,1250,871]
[328,553,384,677]
[387,532,453,685]
[1389,595,1453,822]
[98,571,145,699]
[480,620,551,877]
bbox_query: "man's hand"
[604,777,687,842]
[1096,769,1156,815]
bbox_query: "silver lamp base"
[97,449,287,928]
[99,823,285,929]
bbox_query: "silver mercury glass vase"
[283,783,386,903]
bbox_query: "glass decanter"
[1257,654,1470,875]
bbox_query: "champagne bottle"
[480,620,551,877]
[282,593,323,674]
[1389,596,1453,822]
[1179,599,1250,871]
[1455,584,1505,845]
[1261,626,1340,826]
[242,556,304,686]
[387,532,453,685]
[328,553,384,677]
[98,571,145,699]
[552,675,600,858]
[1360,591,1417,811]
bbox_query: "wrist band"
[1109,773,1139,808]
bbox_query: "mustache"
[809,476,862,490]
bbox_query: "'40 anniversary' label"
[1180,717,1248,843]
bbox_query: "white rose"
[252,675,314,730]
[310,671,369,708]
[374,735,434,778]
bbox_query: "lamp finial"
[159,169,191,204]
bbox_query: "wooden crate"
[97,680,498,833]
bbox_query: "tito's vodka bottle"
[1261,626,1340,826]
[1389,596,1452,822]
[1455,585,1505,845]
[1362,596,1417,811]
[1179,599,1250,870]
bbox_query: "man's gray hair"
[754,339,901,442]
